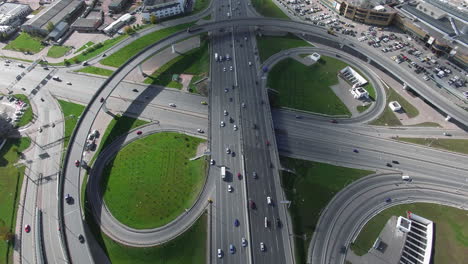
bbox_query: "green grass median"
[47,45,72,58]
[267,56,351,116]
[102,132,207,229]
[350,203,468,263]
[0,138,31,264]
[4,33,45,54]
[280,157,373,264]
[76,66,114,77]
[395,137,468,155]
[252,0,289,19]
[257,33,312,62]
[58,100,85,150]
[101,22,194,68]
[370,87,418,126]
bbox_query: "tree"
[150,14,157,24]
[123,26,135,35]
[46,22,54,32]
[64,59,70,66]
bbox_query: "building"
[394,1,468,70]
[307,52,321,64]
[0,3,32,38]
[108,0,131,13]
[396,212,434,264]
[22,0,85,36]
[388,101,402,111]
[320,0,397,26]
[340,66,368,86]
[103,13,134,35]
[48,21,69,41]
[72,11,104,32]
[142,0,187,20]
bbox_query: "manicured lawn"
[4,33,45,54]
[395,137,468,155]
[75,41,95,54]
[47,45,72,58]
[350,203,468,264]
[102,132,207,229]
[202,14,211,20]
[252,0,289,19]
[357,104,371,113]
[11,94,33,127]
[267,57,351,116]
[76,66,114,77]
[144,36,209,89]
[257,34,311,62]
[101,22,194,67]
[192,0,210,14]
[0,138,31,264]
[280,157,373,264]
[406,122,440,127]
[370,87,418,126]
[57,100,85,150]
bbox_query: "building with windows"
[108,0,131,13]
[142,0,187,20]
[0,3,32,38]
[22,0,85,36]
[320,0,397,26]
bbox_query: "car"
[330,119,338,123]
[217,249,223,258]
[249,200,256,209]
[252,171,258,179]
[276,218,281,228]
[18,64,25,68]
[100,97,105,103]
[102,53,107,57]
[24,224,31,233]
[66,81,72,85]
[223,67,226,72]
[197,129,204,133]
[267,196,272,205]
[74,160,80,167]
[295,115,301,119]
[201,101,208,105]
[386,163,392,167]
[386,198,392,203]
[65,194,73,204]
[228,185,233,192]
[220,121,225,127]
[224,88,228,93]
[132,89,138,92]
[226,148,231,154]
[169,103,176,107]
[443,132,451,136]
[234,219,240,227]
[392,160,399,164]
[248,61,252,66]
[230,66,233,71]
[230,244,235,254]
[353,149,359,153]
[241,102,246,108]
[210,159,215,165]
[224,110,228,116]
[136,130,142,135]
[229,117,234,123]
[242,237,247,247]
[78,234,85,243]
[260,242,265,251]
[233,125,238,131]
[266,140,270,146]
[237,172,241,180]
[229,97,233,102]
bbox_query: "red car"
[249,200,256,209]
[100,97,104,103]
[237,173,242,180]
[136,130,142,135]
[266,140,270,146]
[74,160,80,167]
[24,224,31,233]
[330,119,338,124]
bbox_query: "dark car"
[234,219,240,227]
[100,97,104,103]
[65,194,73,204]
[353,149,359,153]
[276,218,281,228]
[330,119,338,123]
[266,140,270,146]
[132,89,138,92]
[74,160,80,167]
[386,163,392,167]
[252,172,258,179]
[386,198,392,203]
[237,173,241,180]
[249,200,256,209]
[78,234,85,243]
[392,160,399,164]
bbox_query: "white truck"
[221,166,226,180]
[215,53,219,61]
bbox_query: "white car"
[242,237,247,247]
[260,242,265,251]
[228,185,233,192]
[226,147,231,154]
[267,196,272,205]
[220,121,225,127]
[217,249,223,258]
[169,103,176,107]
[224,110,228,116]
[197,129,204,133]
[210,159,215,165]
[66,81,72,85]
[233,125,238,131]
[223,67,226,72]
[248,61,252,66]
[229,66,233,71]
[241,102,246,108]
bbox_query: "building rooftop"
[72,18,100,28]
[23,0,83,30]
[0,3,31,25]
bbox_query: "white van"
[267,196,272,205]
[264,217,268,228]
[402,175,411,181]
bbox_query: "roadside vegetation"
[101,22,194,67]
[0,138,31,264]
[102,132,207,229]
[76,66,114,77]
[57,100,85,150]
[370,87,418,126]
[406,122,440,127]
[192,0,210,14]
[74,41,94,54]
[357,104,371,113]
[144,35,209,91]
[267,56,351,116]
[350,203,468,264]
[47,45,72,58]
[257,33,311,62]
[394,137,468,155]
[252,0,289,19]
[4,33,45,54]
[280,157,373,264]
[11,95,33,127]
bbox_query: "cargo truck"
[215,53,219,61]
[221,166,226,180]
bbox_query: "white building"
[340,66,368,86]
[103,13,134,35]
[389,101,402,111]
[307,52,321,64]
[350,86,369,99]
[142,0,186,20]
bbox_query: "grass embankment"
[57,100,85,150]
[101,22,194,68]
[0,138,31,264]
[370,87,418,126]
[252,0,289,19]
[267,56,351,116]
[76,66,114,77]
[257,33,312,62]
[395,138,468,155]
[11,95,33,127]
[280,157,373,264]
[47,45,72,58]
[4,33,45,54]
[144,36,209,91]
[192,0,210,14]
[351,203,468,263]
[74,41,94,54]
[102,132,207,229]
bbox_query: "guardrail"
[35,208,44,264]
